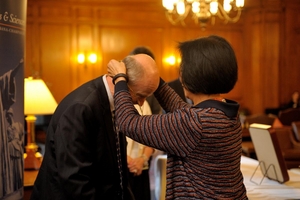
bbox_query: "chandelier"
[162,0,245,28]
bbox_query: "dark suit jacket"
[31,76,134,200]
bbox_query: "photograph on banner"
[0,1,27,199]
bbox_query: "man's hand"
[127,156,144,176]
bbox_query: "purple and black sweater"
[114,79,247,200]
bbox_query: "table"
[153,156,300,200]
[24,170,38,200]
[241,156,300,199]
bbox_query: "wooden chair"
[244,114,277,128]
[292,121,300,142]
[278,108,300,126]
[274,126,300,169]
[154,155,167,200]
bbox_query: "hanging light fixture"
[162,0,245,28]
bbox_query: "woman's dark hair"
[179,35,238,94]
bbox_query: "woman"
[287,91,300,109]
[108,35,247,199]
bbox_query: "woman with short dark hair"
[179,35,237,94]
[108,35,248,200]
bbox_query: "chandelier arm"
[162,0,244,27]
[165,12,182,25]
[164,4,191,25]
[216,2,242,23]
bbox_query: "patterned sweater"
[114,80,248,200]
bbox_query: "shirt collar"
[102,75,115,113]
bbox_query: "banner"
[0,0,27,199]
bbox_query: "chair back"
[274,127,295,150]
[292,121,300,142]
[154,155,167,200]
[245,114,276,128]
[278,108,300,126]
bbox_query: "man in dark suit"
[30,54,160,200]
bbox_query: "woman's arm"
[115,81,201,157]
[154,78,189,113]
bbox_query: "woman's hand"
[107,59,126,78]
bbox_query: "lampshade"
[24,77,57,115]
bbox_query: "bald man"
[31,54,160,200]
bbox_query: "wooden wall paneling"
[25,23,34,77]
[76,24,97,86]
[70,8,78,92]
[243,8,264,114]
[26,2,75,103]
[241,1,283,114]
[99,26,164,77]
[38,2,72,23]
[280,1,300,105]
[39,23,72,103]
[261,11,281,110]
[97,3,165,27]
[251,22,264,114]
[241,14,253,112]
[26,5,41,78]
[71,7,103,91]
[92,8,101,84]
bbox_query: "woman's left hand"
[107,59,126,78]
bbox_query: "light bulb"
[176,1,186,15]
[88,53,97,64]
[210,1,218,15]
[77,53,85,64]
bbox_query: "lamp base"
[24,143,41,170]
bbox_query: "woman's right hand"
[107,59,126,78]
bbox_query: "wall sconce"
[164,55,181,66]
[77,52,97,68]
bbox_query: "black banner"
[0,0,27,199]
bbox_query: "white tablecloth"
[241,156,300,200]
[153,156,300,200]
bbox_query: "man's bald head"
[122,54,160,104]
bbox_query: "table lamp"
[24,77,58,170]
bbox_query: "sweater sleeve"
[154,78,189,113]
[114,80,201,157]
